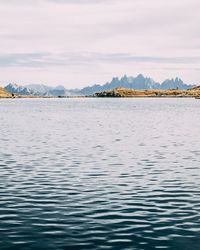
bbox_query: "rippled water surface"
[0,98,200,250]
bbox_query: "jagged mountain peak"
[135,73,145,79]
[6,83,19,88]
[4,83,33,95]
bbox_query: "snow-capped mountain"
[25,84,53,95]
[4,83,33,95]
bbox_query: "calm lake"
[0,98,200,250]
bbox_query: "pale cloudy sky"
[0,0,199,87]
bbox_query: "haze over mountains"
[4,74,196,96]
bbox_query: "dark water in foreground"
[0,98,200,250]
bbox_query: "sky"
[0,0,199,87]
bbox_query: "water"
[0,98,200,250]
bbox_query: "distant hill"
[160,77,194,90]
[0,87,12,98]
[46,85,81,96]
[3,74,197,96]
[191,85,200,90]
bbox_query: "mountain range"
[3,74,196,96]
[4,83,80,97]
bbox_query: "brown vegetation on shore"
[0,87,12,98]
[95,87,200,98]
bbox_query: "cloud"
[0,52,199,68]
[0,0,199,86]
[0,0,114,5]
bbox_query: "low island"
[94,87,200,98]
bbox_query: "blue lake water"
[0,98,200,250]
